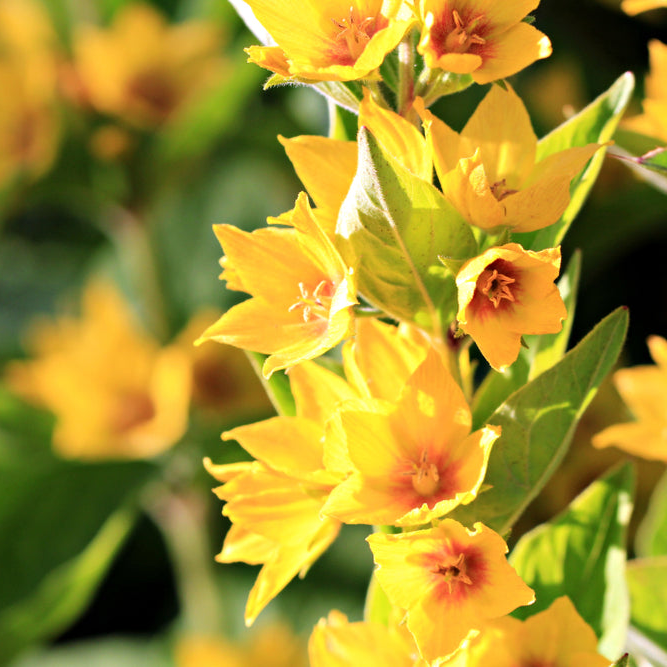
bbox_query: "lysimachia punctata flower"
[277,88,429,236]
[456,243,566,371]
[322,349,500,526]
[204,360,357,625]
[197,192,357,377]
[621,0,667,14]
[624,40,667,142]
[416,0,552,84]
[593,335,667,461]
[244,0,415,82]
[72,3,225,127]
[308,610,426,667]
[442,596,610,667]
[367,520,535,662]
[418,85,602,233]
[6,281,192,460]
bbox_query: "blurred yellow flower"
[177,310,273,422]
[204,360,354,624]
[593,335,667,461]
[456,243,566,371]
[0,0,60,186]
[621,0,667,14]
[244,0,415,82]
[322,349,499,526]
[417,0,552,84]
[197,192,357,378]
[418,85,602,233]
[6,281,192,460]
[367,520,535,662]
[624,40,667,142]
[175,622,308,667]
[442,596,609,667]
[72,3,225,128]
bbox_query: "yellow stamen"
[332,6,376,61]
[445,10,486,53]
[405,449,440,497]
[288,280,334,323]
[436,553,473,593]
[479,269,516,308]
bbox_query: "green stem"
[144,481,225,634]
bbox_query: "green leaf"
[451,306,628,533]
[0,452,154,663]
[636,469,667,558]
[514,72,634,251]
[626,558,667,655]
[509,463,635,660]
[336,127,477,332]
[610,655,630,667]
[246,352,296,417]
[471,250,581,429]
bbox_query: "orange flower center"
[332,7,378,62]
[408,449,441,497]
[490,178,519,202]
[110,390,156,434]
[444,10,486,54]
[478,268,516,308]
[288,280,334,323]
[435,553,473,593]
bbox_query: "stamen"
[479,269,516,308]
[490,178,519,202]
[332,6,377,61]
[288,280,334,322]
[435,553,473,593]
[404,449,440,497]
[444,10,486,54]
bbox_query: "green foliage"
[636,470,667,558]
[515,72,635,252]
[626,558,667,654]
[510,464,635,660]
[450,306,628,534]
[336,127,476,332]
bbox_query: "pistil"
[478,268,516,308]
[444,10,486,54]
[288,280,334,322]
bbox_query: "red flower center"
[409,449,441,497]
[478,267,516,308]
[330,7,381,64]
[442,10,486,54]
[435,553,473,594]
[288,280,334,322]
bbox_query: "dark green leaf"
[451,307,628,533]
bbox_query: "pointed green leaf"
[336,127,476,331]
[0,449,154,663]
[510,463,635,660]
[451,306,628,533]
[610,654,630,667]
[636,469,667,558]
[514,72,634,251]
[626,558,667,654]
[471,250,581,428]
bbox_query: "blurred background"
[0,0,666,665]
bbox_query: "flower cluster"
[198,0,620,662]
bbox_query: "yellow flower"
[176,622,307,667]
[6,281,192,460]
[592,335,667,461]
[621,0,667,15]
[456,243,567,371]
[0,0,60,185]
[277,88,429,236]
[367,520,535,661]
[205,360,355,624]
[244,0,415,82]
[197,192,357,377]
[624,40,667,142]
[418,85,602,233]
[72,3,225,127]
[177,310,273,421]
[322,349,500,526]
[442,596,609,667]
[417,0,552,84]
[308,610,425,667]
